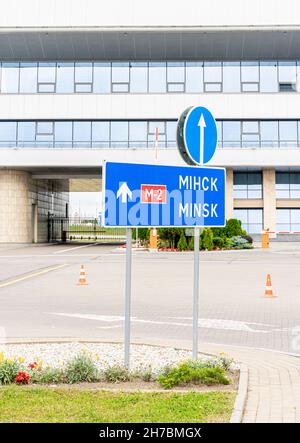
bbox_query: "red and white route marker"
[141,184,166,204]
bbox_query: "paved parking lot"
[0,242,299,354]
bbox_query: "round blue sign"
[177,106,218,166]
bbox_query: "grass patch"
[0,386,235,423]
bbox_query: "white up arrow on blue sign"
[177,106,218,166]
[103,161,225,228]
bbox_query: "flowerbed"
[0,350,235,390]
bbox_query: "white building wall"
[0,0,299,28]
[0,93,299,121]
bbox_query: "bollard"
[262,228,269,249]
[149,228,158,250]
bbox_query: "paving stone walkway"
[199,343,300,423]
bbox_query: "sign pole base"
[124,228,132,368]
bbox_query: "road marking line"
[0,264,68,289]
[54,243,97,254]
[48,312,270,333]
[97,325,122,330]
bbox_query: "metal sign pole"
[192,227,200,360]
[124,227,132,368]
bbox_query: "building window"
[241,121,260,147]
[167,62,185,93]
[1,63,20,93]
[130,62,148,93]
[277,209,300,233]
[0,122,17,146]
[276,172,300,199]
[129,121,147,148]
[21,63,38,93]
[222,121,241,148]
[111,62,129,93]
[17,122,35,147]
[110,121,129,148]
[278,61,297,92]
[259,61,278,92]
[56,63,74,93]
[241,62,259,92]
[148,62,166,93]
[223,62,240,93]
[166,121,177,148]
[185,62,203,93]
[234,208,263,234]
[148,121,166,147]
[74,63,93,93]
[92,121,110,148]
[38,62,56,93]
[35,121,54,147]
[260,121,279,148]
[73,121,92,147]
[54,121,73,147]
[204,62,222,92]
[279,121,298,147]
[93,63,111,93]
[233,172,263,199]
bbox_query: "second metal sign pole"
[193,227,200,360]
[124,227,132,368]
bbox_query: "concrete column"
[263,169,276,234]
[226,168,234,220]
[0,170,32,243]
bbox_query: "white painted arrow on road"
[197,113,206,165]
[117,182,132,203]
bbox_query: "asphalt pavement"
[0,242,299,354]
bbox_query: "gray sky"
[69,192,102,218]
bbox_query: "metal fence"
[48,216,126,243]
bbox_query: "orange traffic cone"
[77,264,89,286]
[264,273,275,297]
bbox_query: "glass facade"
[0,120,177,148]
[233,172,263,199]
[234,208,263,234]
[276,209,300,232]
[0,60,300,94]
[219,120,300,148]
[0,119,300,149]
[276,172,300,198]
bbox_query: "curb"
[230,364,249,423]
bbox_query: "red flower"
[28,362,38,370]
[14,371,30,385]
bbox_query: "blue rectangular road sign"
[103,162,226,227]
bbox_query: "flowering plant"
[14,371,30,385]
[28,362,39,370]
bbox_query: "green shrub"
[212,236,224,249]
[224,219,244,238]
[188,235,194,250]
[217,354,235,371]
[103,365,130,383]
[131,365,153,382]
[158,228,183,248]
[0,358,21,385]
[230,235,249,247]
[177,231,188,251]
[200,228,213,250]
[211,227,227,239]
[30,367,66,384]
[132,228,150,242]
[65,352,99,384]
[157,361,230,389]
[241,234,253,244]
